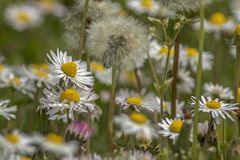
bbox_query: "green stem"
[171,35,180,118]
[79,0,89,58]
[235,44,240,102]
[192,1,205,159]
[108,62,117,151]
[134,69,142,92]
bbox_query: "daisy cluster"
[0,0,240,159]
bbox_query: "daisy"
[203,82,233,100]
[149,39,174,67]
[158,118,184,143]
[127,0,160,15]
[114,113,157,139]
[115,89,154,112]
[193,12,236,38]
[47,49,94,90]
[177,69,195,94]
[0,100,17,120]
[86,16,148,70]
[24,63,57,88]
[180,47,213,72]
[0,71,36,98]
[36,133,77,156]
[33,0,67,17]
[90,62,112,85]
[0,130,35,155]
[40,86,98,121]
[4,4,43,31]
[189,96,238,121]
[143,94,185,116]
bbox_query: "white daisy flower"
[189,96,238,121]
[86,16,148,70]
[35,133,77,156]
[90,62,112,85]
[127,0,160,15]
[0,130,35,155]
[203,82,233,100]
[143,94,185,116]
[47,49,94,90]
[4,4,43,31]
[116,89,154,112]
[34,0,67,17]
[24,63,57,88]
[0,100,17,120]
[149,40,174,67]
[0,71,36,98]
[231,0,240,22]
[114,113,157,139]
[40,86,98,122]
[180,47,213,72]
[177,69,195,94]
[193,12,236,38]
[158,118,184,143]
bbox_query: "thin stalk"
[235,44,240,102]
[171,35,180,118]
[79,0,89,58]
[108,62,117,150]
[134,69,142,92]
[192,0,205,159]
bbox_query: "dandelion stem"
[192,0,205,159]
[79,0,89,58]
[108,62,117,151]
[171,35,180,118]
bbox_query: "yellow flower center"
[210,12,226,26]
[34,70,48,80]
[61,62,77,78]
[130,112,147,125]
[186,48,199,57]
[127,97,143,105]
[60,89,80,103]
[170,120,183,133]
[40,0,55,10]
[235,24,240,36]
[10,77,22,87]
[141,0,153,9]
[20,156,31,160]
[206,100,221,109]
[159,47,174,55]
[46,134,64,144]
[16,12,31,23]
[0,64,4,72]
[90,63,105,71]
[238,88,240,103]
[5,133,20,144]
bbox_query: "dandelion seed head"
[86,16,148,70]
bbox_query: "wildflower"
[0,130,35,155]
[114,113,157,139]
[36,133,77,156]
[203,83,233,99]
[189,96,238,121]
[0,100,17,120]
[40,86,98,122]
[86,16,148,70]
[67,121,94,141]
[177,69,195,94]
[180,47,213,72]
[4,4,43,31]
[90,62,112,85]
[127,0,160,15]
[158,118,184,143]
[47,49,94,90]
[33,0,67,17]
[115,89,154,112]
